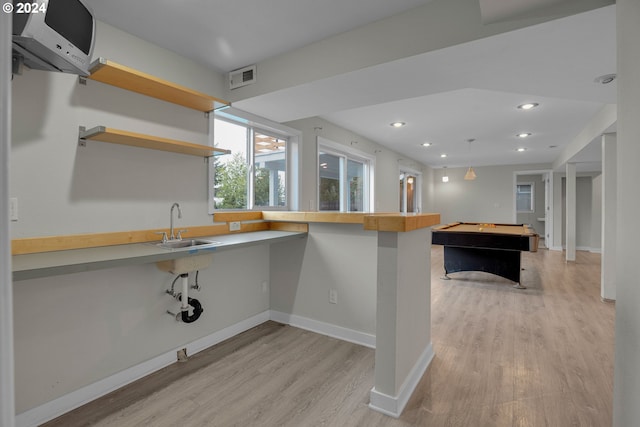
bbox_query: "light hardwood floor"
[42,247,614,427]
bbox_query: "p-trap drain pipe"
[166,273,204,323]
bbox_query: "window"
[212,109,297,211]
[254,131,287,208]
[399,169,421,213]
[318,137,374,212]
[516,183,534,212]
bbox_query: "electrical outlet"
[329,289,338,304]
[177,348,188,362]
[229,221,241,231]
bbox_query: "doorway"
[400,168,421,213]
[513,170,553,249]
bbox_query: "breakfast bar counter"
[266,211,441,417]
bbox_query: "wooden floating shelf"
[79,126,231,157]
[87,58,230,112]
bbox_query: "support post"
[614,0,640,424]
[370,228,434,417]
[1,9,16,427]
[565,163,576,262]
[601,133,616,301]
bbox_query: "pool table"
[431,222,539,288]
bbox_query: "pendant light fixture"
[442,166,449,183]
[464,139,477,180]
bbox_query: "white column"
[565,163,576,262]
[370,228,434,417]
[614,0,640,425]
[0,9,16,427]
[601,134,616,301]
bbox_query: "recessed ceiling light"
[422,142,432,147]
[390,122,406,128]
[440,154,447,158]
[594,74,616,84]
[517,148,527,152]
[517,133,532,138]
[517,103,539,110]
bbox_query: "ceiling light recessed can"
[517,103,539,110]
[422,142,432,147]
[594,74,616,85]
[517,148,526,152]
[390,122,406,128]
[517,133,532,138]
[440,154,447,158]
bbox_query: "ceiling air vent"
[229,65,256,89]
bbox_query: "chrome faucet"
[170,202,182,240]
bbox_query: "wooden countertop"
[11,211,440,257]
[261,212,441,232]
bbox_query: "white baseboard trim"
[16,311,271,427]
[368,342,434,418]
[269,310,376,349]
[552,245,602,253]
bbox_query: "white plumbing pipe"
[181,274,189,311]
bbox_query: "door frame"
[513,169,553,249]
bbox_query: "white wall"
[284,117,431,213]
[614,0,640,424]
[14,246,270,414]
[559,175,600,251]
[270,224,377,337]
[433,163,549,225]
[11,22,225,238]
[11,22,271,416]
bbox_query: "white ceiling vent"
[229,65,256,89]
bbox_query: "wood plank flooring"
[42,247,614,427]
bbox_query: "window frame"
[210,108,299,213]
[516,182,535,213]
[317,136,375,212]
[399,166,422,213]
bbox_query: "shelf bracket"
[78,126,87,147]
[78,125,107,147]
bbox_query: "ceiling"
[84,0,616,172]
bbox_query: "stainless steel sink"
[154,239,222,250]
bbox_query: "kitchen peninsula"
[264,211,440,417]
[11,211,439,421]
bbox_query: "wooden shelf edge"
[79,126,230,157]
[87,57,230,112]
[11,223,270,255]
